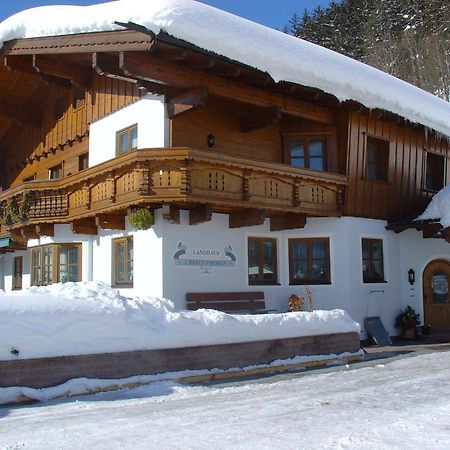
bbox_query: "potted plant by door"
[395,305,420,339]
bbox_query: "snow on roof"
[0,281,359,360]
[0,0,449,137]
[416,184,450,227]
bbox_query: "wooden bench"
[186,291,276,314]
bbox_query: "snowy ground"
[1,350,450,449]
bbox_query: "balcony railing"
[0,148,347,231]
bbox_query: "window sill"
[363,280,388,284]
[289,281,331,286]
[113,284,134,288]
[248,282,281,286]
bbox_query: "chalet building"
[0,0,450,337]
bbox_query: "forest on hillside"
[284,0,450,101]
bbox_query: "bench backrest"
[186,291,265,312]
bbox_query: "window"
[289,238,331,285]
[13,256,23,290]
[116,124,138,155]
[78,153,89,171]
[248,237,277,285]
[425,152,445,192]
[49,164,63,180]
[366,136,389,181]
[114,237,133,286]
[286,136,326,171]
[31,244,81,286]
[23,174,35,182]
[362,238,385,283]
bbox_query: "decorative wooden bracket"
[229,210,266,228]
[20,226,39,240]
[240,106,282,133]
[422,223,442,239]
[162,204,180,224]
[270,213,306,231]
[35,223,55,237]
[71,218,98,235]
[167,87,209,119]
[189,204,212,225]
[95,214,125,230]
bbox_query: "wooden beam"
[95,214,125,230]
[119,52,335,125]
[35,223,54,237]
[229,210,266,228]
[270,213,306,231]
[422,223,442,239]
[240,106,282,133]
[33,55,91,90]
[71,218,98,235]
[162,204,180,224]
[167,87,208,119]
[92,52,136,84]
[0,98,42,128]
[189,204,212,225]
[4,55,72,89]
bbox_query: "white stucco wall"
[88,94,169,167]
[398,229,450,325]
[159,213,402,338]
[2,211,449,340]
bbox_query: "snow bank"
[0,0,449,137]
[416,184,450,227]
[0,281,359,361]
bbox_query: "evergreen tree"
[284,0,450,100]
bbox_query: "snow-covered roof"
[1,0,449,137]
[417,184,450,228]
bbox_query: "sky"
[0,0,332,30]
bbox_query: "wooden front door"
[423,259,450,331]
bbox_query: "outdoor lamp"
[408,268,415,285]
[207,134,215,148]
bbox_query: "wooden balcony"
[0,148,347,237]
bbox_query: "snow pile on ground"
[416,184,450,227]
[0,281,359,360]
[0,0,449,137]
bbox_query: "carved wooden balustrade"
[0,148,347,232]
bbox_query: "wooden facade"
[0,29,449,247]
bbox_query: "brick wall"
[0,332,359,388]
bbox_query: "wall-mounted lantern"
[207,134,215,148]
[408,268,415,285]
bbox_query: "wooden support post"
[270,213,306,232]
[95,214,125,230]
[189,204,212,225]
[162,204,180,224]
[35,223,55,237]
[71,218,98,235]
[229,210,266,228]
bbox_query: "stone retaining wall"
[0,332,359,388]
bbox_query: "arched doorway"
[423,259,450,331]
